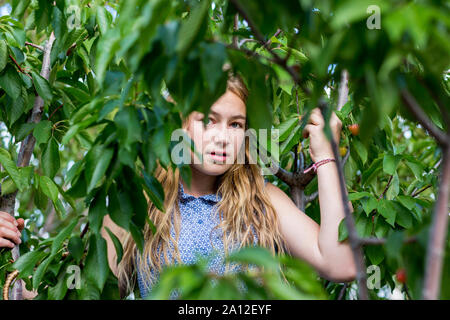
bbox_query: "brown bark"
[423,146,450,299]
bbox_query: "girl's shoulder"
[264,180,300,213]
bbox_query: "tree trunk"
[423,145,450,299]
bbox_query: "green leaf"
[1,177,17,195]
[48,269,69,300]
[33,120,52,146]
[129,220,145,254]
[15,122,36,141]
[114,107,142,147]
[96,6,109,35]
[227,246,279,272]
[200,42,226,92]
[392,201,413,229]
[39,175,59,203]
[10,88,27,125]
[276,116,299,142]
[142,170,165,212]
[397,195,416,211]
[355,214,372,238]
[12,250,47,278]
[385,231,404,262]
[353,139,368,164]
[31,70,53,101]
[0,66,22,99]
[405,160,424,180]
[84,233,109,291]
[51,217,79,256]
[383,154,401,175]
[104,226,124,265]
[176,0,211,55]
[0,147,25,191]
[386,172,400,200]
[88,188,107,234]
[365,245,385,265]
[338,217,349,241]
[41,138,60,179]
[68,236,84,263]
[107,183,131,231]
[378,199,396,227]
[361,196,378,216]
[280,125,301,155]
[32,253,54,289]
[85,145,114,193]
[0,39,8,72]
[348,191,372,201]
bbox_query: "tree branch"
[423,146,450,299]
[400,89,448,147]
[337,70,349,111]
[318,101,369,300]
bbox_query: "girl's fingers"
[302,124,314,138]
[0,238,15,249]
[0,211,16,225]
[0,226,21,245]
[0,218,19,234]
[307,112,323,126]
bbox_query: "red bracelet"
[303,158,336,174]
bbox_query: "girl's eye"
[204,118,214,127]
[230,122,243,129]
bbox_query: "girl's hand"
[302,108,342,163]
[0,211,24,249]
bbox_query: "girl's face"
[186,90,247,176]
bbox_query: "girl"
[102,75,357,299]
[0,75,356,299]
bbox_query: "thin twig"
[358,236,417,246]
[411,159,441,196]
[9,55,33,79]
[338,283,348,300]
[378,175,393,200]
[25,41,44,51]
[411,185,432,198]
[80,222,89,239]
[48,103,64,120]
[305,191,319,203]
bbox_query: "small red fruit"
[396,268,407,284]
[17,218,24,232]
[348,124,360,136]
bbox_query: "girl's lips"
[209,152,227,162]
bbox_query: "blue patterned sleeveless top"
[136,180,266,299]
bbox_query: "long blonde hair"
[117,76,286,298]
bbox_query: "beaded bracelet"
[303,158,336,174]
